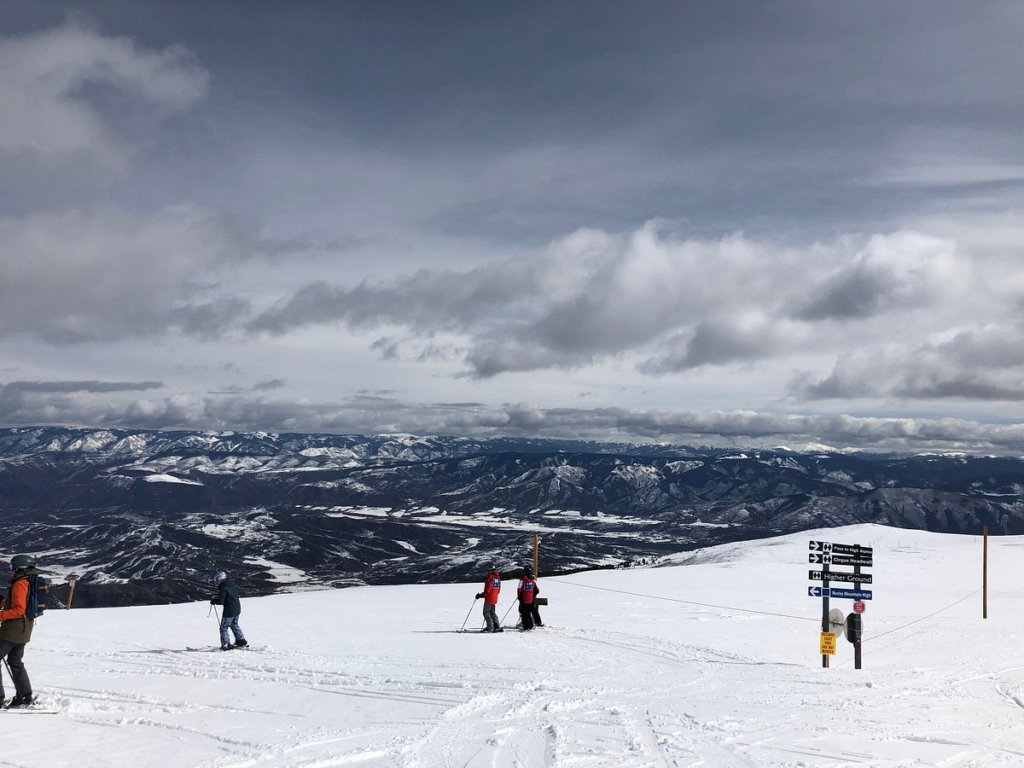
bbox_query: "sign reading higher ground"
[808,569,872,584]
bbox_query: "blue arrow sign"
[807,586,873,600]
[830,588,872,600]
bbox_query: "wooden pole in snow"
[533,533,539,575]
[66,574,80,610]
[983,526,988,619]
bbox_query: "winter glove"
[475,593,483,599]
[210,599,217,605]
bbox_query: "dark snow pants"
[0,640,31,700]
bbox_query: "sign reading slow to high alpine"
[808,540,872,567]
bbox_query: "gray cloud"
[3,9,1024,451]
[0,16,208,167]
[245,226,981,386]
[2,385,1024,454]
[1,380,162,394]
[793,232,963,321]
[639,320,785,374]
[791,324,1024,403]
[0,206,260,341]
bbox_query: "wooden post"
[533,533,539,576]
[983,526,988,619]
[66,574,80,609]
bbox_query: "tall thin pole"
[983,525,988,619]
[66,574,79,609]
[533,533,539,575]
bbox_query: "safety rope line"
[546,576,818,623]
[862,588,982,644]
[547,577,984,638]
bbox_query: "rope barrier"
[862,588,982,644]
[547,577,985,642]
[546,576,818,623]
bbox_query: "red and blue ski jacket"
[481,571,501,604]
[517,576,539,605]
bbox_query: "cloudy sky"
[3,3,1024,453]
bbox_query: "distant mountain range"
[2,426,1021,607]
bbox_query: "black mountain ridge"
[1,427,1021,607]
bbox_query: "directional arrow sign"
[829,587,872,600]
[809,553,873,567]
[810,540,872,557]
[808,570,873,584]
[807,586,873,600]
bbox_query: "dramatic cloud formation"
[0,16,207,167]
[2,6,1024,453]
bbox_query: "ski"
[2,709,60,715]
[185,645,251,652]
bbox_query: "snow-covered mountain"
[2,426,1023,607]
[15,524,1024,767]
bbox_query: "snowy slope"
[10,523,1024,767]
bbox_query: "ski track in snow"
[10,524,1024,767]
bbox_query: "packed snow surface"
[12,524,1024,767]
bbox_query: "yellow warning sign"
[820,632,837,655]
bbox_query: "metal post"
[853,563,862,670]
[983,525,988,619]
[821,562,830,668]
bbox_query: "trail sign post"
[808,540,872,670]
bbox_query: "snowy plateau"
[3,427,1024,608]
[8,524,1023,767]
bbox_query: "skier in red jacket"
[475,565,504,632]
[517,564,542,630]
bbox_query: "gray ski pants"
[482,603,500,630]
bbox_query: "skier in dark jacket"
[0,555,38,707]
[517,564,542,630]
[210,570,248,650]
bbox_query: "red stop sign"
[853,600,866,614]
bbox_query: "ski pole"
[459,597,479,632]
[500,601,517,625]
[2,658,12,701]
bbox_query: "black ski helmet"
[523,563,534,576]
[212,570,227,584]
[9,554,34,571]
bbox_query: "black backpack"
[25,574,50,620]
